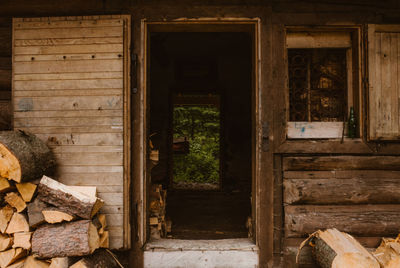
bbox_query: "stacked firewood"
[298,228,400,268]
[0,130,122,267]
[149,184,171,239]
[148,136,172,239]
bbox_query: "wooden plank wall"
[0,18,11,95]
[282,155,400,267]
[368,26,400,140]
[0,18,12,130]
[12,16,129,249]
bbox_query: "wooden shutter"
[368,25,400,140]
[12,15,131,249]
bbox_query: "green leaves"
[173,106,220,184]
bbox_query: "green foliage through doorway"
[173,106,220,184]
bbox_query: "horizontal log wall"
[282,155,400,267]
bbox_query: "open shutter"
[12,15,131,249]
[368,25,400,140]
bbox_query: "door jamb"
[137,18,261,247]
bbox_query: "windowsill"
[287,121,348,139]
[144,238,257,252]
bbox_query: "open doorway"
[172,104,220,190]
[147,23,255,241]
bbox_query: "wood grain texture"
[368,25,400,140]
[37,175,103,219]
[284,176,400,205]
[287,122,344,139]
[286,31,351,48]
[32,220,99,258]
[283,156,400,171]
[12,15,130,249]
[0,130,56,182]
[285,205,400,238]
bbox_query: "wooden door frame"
[136,18,262,248]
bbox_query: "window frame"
[285,27,361,139]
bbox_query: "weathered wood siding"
[282,156,400,267]
[368,25,400,140]
[12,15,130,249]
[0,18,12,130]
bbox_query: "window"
[286,30,359,139]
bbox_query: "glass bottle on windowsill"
[348,107,356,138]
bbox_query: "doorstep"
[144,238,259,268]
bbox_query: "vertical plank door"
[368,25,400,140]
[12,15,131,249]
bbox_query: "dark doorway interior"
[149,32,252,239]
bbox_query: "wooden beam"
[285,204,400,238]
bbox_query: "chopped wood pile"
[148,136,172,239]
[149,184,171,239]
[374,236,400,268]
[0,131,123,267]
[298,228,400,268]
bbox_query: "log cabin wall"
[0,1,399,267]
[270,2,400,268]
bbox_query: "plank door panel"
[368,25,400,140]
[12,15,131,249]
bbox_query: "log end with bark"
[373,236,400,267]
[32,220,99,258]
[37,176,103,219]
[297,228,380,268]
[0,131,56,183]
[70,249,121,268]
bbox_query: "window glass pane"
[288,48,347,122]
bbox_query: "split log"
[15,183,36,203]
[5,193,26,213]
[23,256,49,268]
[0,178,12,193]
[37,176,104,219]
[297,228,379,268]
[0,248,26,268]
[49,257,69,268]
[150,150,159,162]
[27,199,47,227]
[99,231,109,248]
[0,205,14,233]
[0,234,12,251]
[93,214,106,235]
[68,186,97,198]
[149,217,158,225]
[373,236,400,267]
[7,258,25,268]
[0,130,55,183]
[5,213,29,234]
[70,249,121,268]
[12,232,31,250]
[166,219,172,234]
[32,220,99,258]
[42,210,74,224]
[387,257,400,268]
